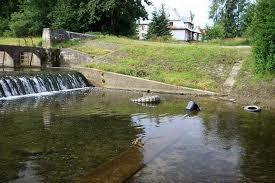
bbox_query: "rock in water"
[131,95,160,104]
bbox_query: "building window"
[169,22,173,26]
[141,25,145,30]
[141,33,145,38]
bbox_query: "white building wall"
[138,25,149,40]
[171,30,187,41]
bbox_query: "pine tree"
[146,5,172,39]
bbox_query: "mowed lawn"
[0,37,42,47]
[77,36,250,92]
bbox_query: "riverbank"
[0,35,274,108]
[80,36,249,92]
[66,36,274,108]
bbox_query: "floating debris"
[131,95,160,104]
[244,105,261,112]
[186,101,200,111]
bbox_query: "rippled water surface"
[0,89,274,183]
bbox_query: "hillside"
[65,36,274,108]
[67,36,249,92]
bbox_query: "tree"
[50,0,81,32]
[204,23,225,40]
[0,0,20,36]
[8,0,54,37]
[78,0,151,36]
[240,3,256,36]
[146,5,172,39]
[250,0,275,73]
[209,0,250,38]
[4,0,150,37]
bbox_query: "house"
[137,8,201,41]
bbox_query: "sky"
[145,0,213,28]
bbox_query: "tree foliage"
[204,23,225,40]
[1,0,150,37]
[0,0,20,36]
[209,0,251,38]
[146,5,172,39]
[250,0,275,73]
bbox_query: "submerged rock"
[131,95,160,104]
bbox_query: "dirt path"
[223,60,243,93]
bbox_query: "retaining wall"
[60,49,93,67]
[42,28,95,48]
[74,67,217,96]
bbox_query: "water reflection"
[129,100,275,183]
[0,90,142,182]
[0,90,274,182]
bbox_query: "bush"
[250,0,275,73]
[147,35,175,42]
[204,23,225,41]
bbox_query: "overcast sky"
[145,0,213,27]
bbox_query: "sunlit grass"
[73,46,110,56]
[0,37,42,47]
[80,36,250,91]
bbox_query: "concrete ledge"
[42,28,96,48]
[60,48,93,67]
[73,67,218,96]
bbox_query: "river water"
[0,89,274,182]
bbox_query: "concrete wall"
[0,46,60,68]
[74,67,217,96]
[20,52,41,67]
[60,49,93,67]
[0,51,14,67]
[42,28,95,48]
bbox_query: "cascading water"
[0,71,91,99]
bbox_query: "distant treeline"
[0,0,151,37]
[206,0,274,73]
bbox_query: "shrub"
[250,0,275,73]
[204,23,225,40]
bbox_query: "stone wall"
[42,28,95,48]
[0,45,60,68]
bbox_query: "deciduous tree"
[250,0,275,73]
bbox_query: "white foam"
[0,87,92,101]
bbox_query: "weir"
[0,71,91,99]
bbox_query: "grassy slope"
[204,37,250,46]
[79,36,249,92]
[233,53,275,106]
[0,37,42,47]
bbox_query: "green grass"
[0,37,42,47]
[78,35,250,92]
[73,46,110,56]
[204,38,250,46]
[235,54,274,88]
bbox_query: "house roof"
[137,8,200,34]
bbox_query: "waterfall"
[0,71,91,99]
